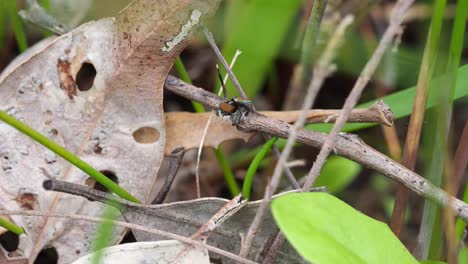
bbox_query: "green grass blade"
[215,148,240,196]
[0,218,24,236]
[300,0,327,85]
[242,137,278,200]
[0,110,140,203]
[450,0,468,247]
[0,0,6,49]
[5,0,28,52]
[38,0,53,37]
[174,57,205,112]
[417,0,466,258]
[91,205,121,264]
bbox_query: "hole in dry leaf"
[34,246,58,264]
[85,170,119,193]
[16,193,38,210]
[76,62,96,91]
[0,231,19,252]
[132,127,160,144]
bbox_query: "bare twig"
[195,50,242,198]
[240,15,354,258]
[301,0,415,191]
[0,209,258,264]
[164,75,468,221]
[202,27,247,98]
[153,147,185,204]
[172,193,247,262]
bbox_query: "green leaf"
[222,0,302,98]
[419,261,447,264]
[313,156,361,193]
[272,192,418,264]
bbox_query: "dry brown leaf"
[165,108,387,154]
[0,0,220,262]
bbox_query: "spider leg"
[216,64,228,100]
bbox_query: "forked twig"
[164,76,468,221]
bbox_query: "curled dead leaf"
[0,0,221,262]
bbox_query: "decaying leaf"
[44,180,306,264]
[0,0,220,262]
[72,241,210,264]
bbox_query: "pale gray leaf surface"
[72,241,209,264]
[0,0,220,262]
[125,196,305,264]
[47,182,306,264]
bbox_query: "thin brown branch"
[0,209,258,264]
[239,15,354,259]
[164,75,468,222]
[202,26,247,98]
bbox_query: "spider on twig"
[215,65,253,126]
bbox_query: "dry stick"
[202,27,247,99]
[0,210,257,264]
[390,20,435,237]
[298,100,394,125]
[152,147,185,204]
[201,26,301,190]
[452,121,468,194]
[257,15,355,263]
[165,76,468,262]
[171,193,247,262]
[195,50,242,198]
[165,76,468,220]
[302,0,415,190]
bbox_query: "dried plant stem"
[239,15,354,259]
[390,2,442,236]
[0,209,257,264]
[302,0,415,191]
[153,147,185,204]
[202,27,247,98]
[195,50,242,198]
[452,121,468,193]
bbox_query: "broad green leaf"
[313,156,361,193]
[222,0,302,98]
[272,192,418,264]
